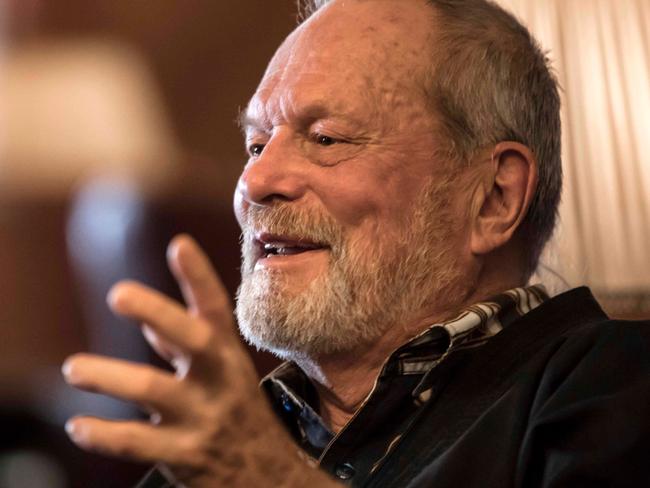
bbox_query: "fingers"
[109,281,215,358]
[66,416,200,468]
[63,353,185,417]
[166,234,234,328]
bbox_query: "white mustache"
[241,204,345,252]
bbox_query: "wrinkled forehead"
[249,0,435,122]
[284,0,433,67]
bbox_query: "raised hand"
[62,234,337,487]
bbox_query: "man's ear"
[470,141,538,256]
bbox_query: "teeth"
[262,243,314,257]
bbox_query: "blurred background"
[1,1,295,486]
[0,0,648,486]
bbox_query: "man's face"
[234,0,471,359]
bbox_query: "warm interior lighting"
[2,40,179,199]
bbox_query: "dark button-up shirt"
[262,285,549,485]
[138,287,650,487]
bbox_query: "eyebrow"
[237,109,264,134]
[237,102,357,134]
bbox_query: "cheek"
[319,178,379,227]
[318,172,422,251]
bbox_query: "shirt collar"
[262,285,548,450]
[393,284,549,375]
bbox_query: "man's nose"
[236,132,307,207]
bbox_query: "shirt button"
[280,394,292,412]
[334,462,356,480]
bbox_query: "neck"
[297,322,421,432]
[294,259,527,433]
[294,291,477,432]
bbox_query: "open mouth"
[255,232,328,260]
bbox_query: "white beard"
[235,177,464,361]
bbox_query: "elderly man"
[63,0,650,486]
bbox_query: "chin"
[234,268,387,359]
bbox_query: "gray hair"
[297,0,330,20]
[297,0,562,276]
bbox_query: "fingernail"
[107,282,130,309]
[65,420,77,439]
[61,359,74,381]
[167,236,183,262]
[107,285,120,307]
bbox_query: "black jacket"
[138,288,650,487]
[369,287,650,487]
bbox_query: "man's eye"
[248,143,265,157]
[315,134,337,146]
